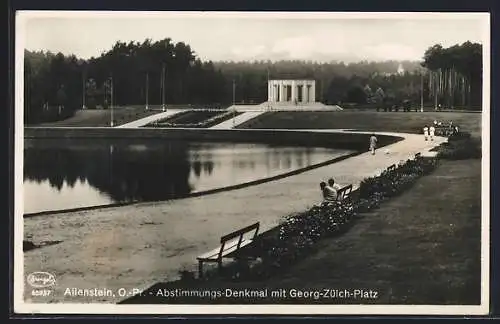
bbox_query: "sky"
[19,12,488,63]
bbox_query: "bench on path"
[196,222,260,278]
[336,184,353,202]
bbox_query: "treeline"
[24,39,226,124]
[213,59,423,105]
[24,39,482,124]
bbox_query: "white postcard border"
[13,11,491,316]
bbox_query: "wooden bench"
[196,222,260,278]
[336,184,353,202]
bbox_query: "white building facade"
[268,79,316,104]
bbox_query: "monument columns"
[284,82,288,102]
[267,79,316,104]
[311,82,316,102]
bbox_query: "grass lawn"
[35,106,160,127]
[237,111,482,138]
[272,159,481,305]
[123,159,481,305]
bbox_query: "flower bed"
[357,156,438,210]
[146,110,243,128]
[186,131,475,282]
[241,133,476,278]
[244,155,439,278]
[147,110,193,125]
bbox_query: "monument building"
[267,79,316,104]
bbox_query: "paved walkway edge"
[209,111,266,129]
[117,110,185,128]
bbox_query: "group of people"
[319,178,342,202]
[422,124,436,141]
[423,120,459,140]
[437,119,460,134]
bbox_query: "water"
[23,139,353,214]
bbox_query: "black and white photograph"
[14,11,490,315]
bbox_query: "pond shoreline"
[24,127,403,151]
[23,127,403,217]
[23,150,361,218]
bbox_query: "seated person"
[320,181,337,202]
[330,178,350,201]
[328,178,342,191]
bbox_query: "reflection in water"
[23,139,352,214]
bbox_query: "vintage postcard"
[14,11,490,315]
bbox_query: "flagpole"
[145,72,149,111]
[110,75,114,127]
[161,63,166,112]
[82,68,86,110]
[267,68,270,111]
[420,72,424,112]
[232,79,236,127]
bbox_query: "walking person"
[423,125,429,141]
[369,133,378,155]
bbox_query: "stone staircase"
[229,102,343,112]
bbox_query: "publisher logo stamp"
[27,272,56,288]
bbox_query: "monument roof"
[269,78,316,81]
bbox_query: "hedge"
[436,131,481,160]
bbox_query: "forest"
[23,38,482,124]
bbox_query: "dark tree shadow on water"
[24,140,198,204]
